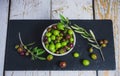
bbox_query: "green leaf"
[36,49,45,56]
[87,38,95,43]
[88,43,100,49]
[81,34,88,39]
[33,47,38,52]
[60,14,66,21]
[71,25,80,30]
[37,57,46,60]
[26,42,35,46]
[32,56,35,60]
[15,45,19,49]
[89,30,96,40]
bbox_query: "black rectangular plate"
[4,20,116,70]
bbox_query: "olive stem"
[91,32,105,61]
[18,32,45,60]
[18,32,24,46]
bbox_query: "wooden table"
[0,0,120,76]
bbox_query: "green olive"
[47,54,53,61]
[61,41,67,46]
[53,30,60,36]
[57,23,64,30]
[51,35,56,40]
[48,44,56,52]
[45,32,52,37]
[91,53,97,60]
[55,43,62,49]
[89,47,93,53]
[101,43,107,47]
[82,59,90,66]
[68,29,73,35]
[73,52,79,58]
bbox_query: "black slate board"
[4,20,116,70]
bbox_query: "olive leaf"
[26,42,35,46]
[88,43,100,49]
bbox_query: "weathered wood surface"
[0,0,9,76]
[0,0,119,76]
[94,0,120,76]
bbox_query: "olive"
[47,54,53,61]
[82,59,90,66]
[69,43,74,48]
[51,35,56,40]
[59,49,66,54]
[47,28,51,32]
[103,39,108,44]
[99,40,104,44]
[53,30,60,36]
[56,51,60,54]
[73,52,79,58]
[43,36,48,42]
[59,61,67,68]
[17,47,23,53]
[68,29,73,35]
[52,25,57,29]
[89,47,93,53]
[61,41,67,47]
[101,43,107,47]
[25,52,30,56]
[15,45,19,49]
[91,53,97,60]
[20,51,25,56]
[57,23,64,30]
[66,34,71,39]
[45,32,52,37]
[56,43,62,49]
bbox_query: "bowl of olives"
[42,23,76,56]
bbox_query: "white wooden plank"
[10,0,50,19]
[52,0,93,19]
[94,0,120,76]
[51,71,78,76]
[51,0,96,76]
[0,0,9,76]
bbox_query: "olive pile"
[15,45,29,56]
[43,23,75,54]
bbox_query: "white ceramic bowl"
[41,24,76,56]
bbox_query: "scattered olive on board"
[88,47,93,53]
[101,43,107,47]
[103,39,108,44]
[99,40,104,45]
[99,39,108,48]
[47,54,54,61]
[73,52,80,58]
[82,59,90,66]
[59,61,67,68]
[90,53,97,60]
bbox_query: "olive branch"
[59,14,105,61]
[18,32,46,60]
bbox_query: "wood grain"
[51,0,93,19]
[94,0,120,76]
[10,0,50,19]
[0,0,9,76]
